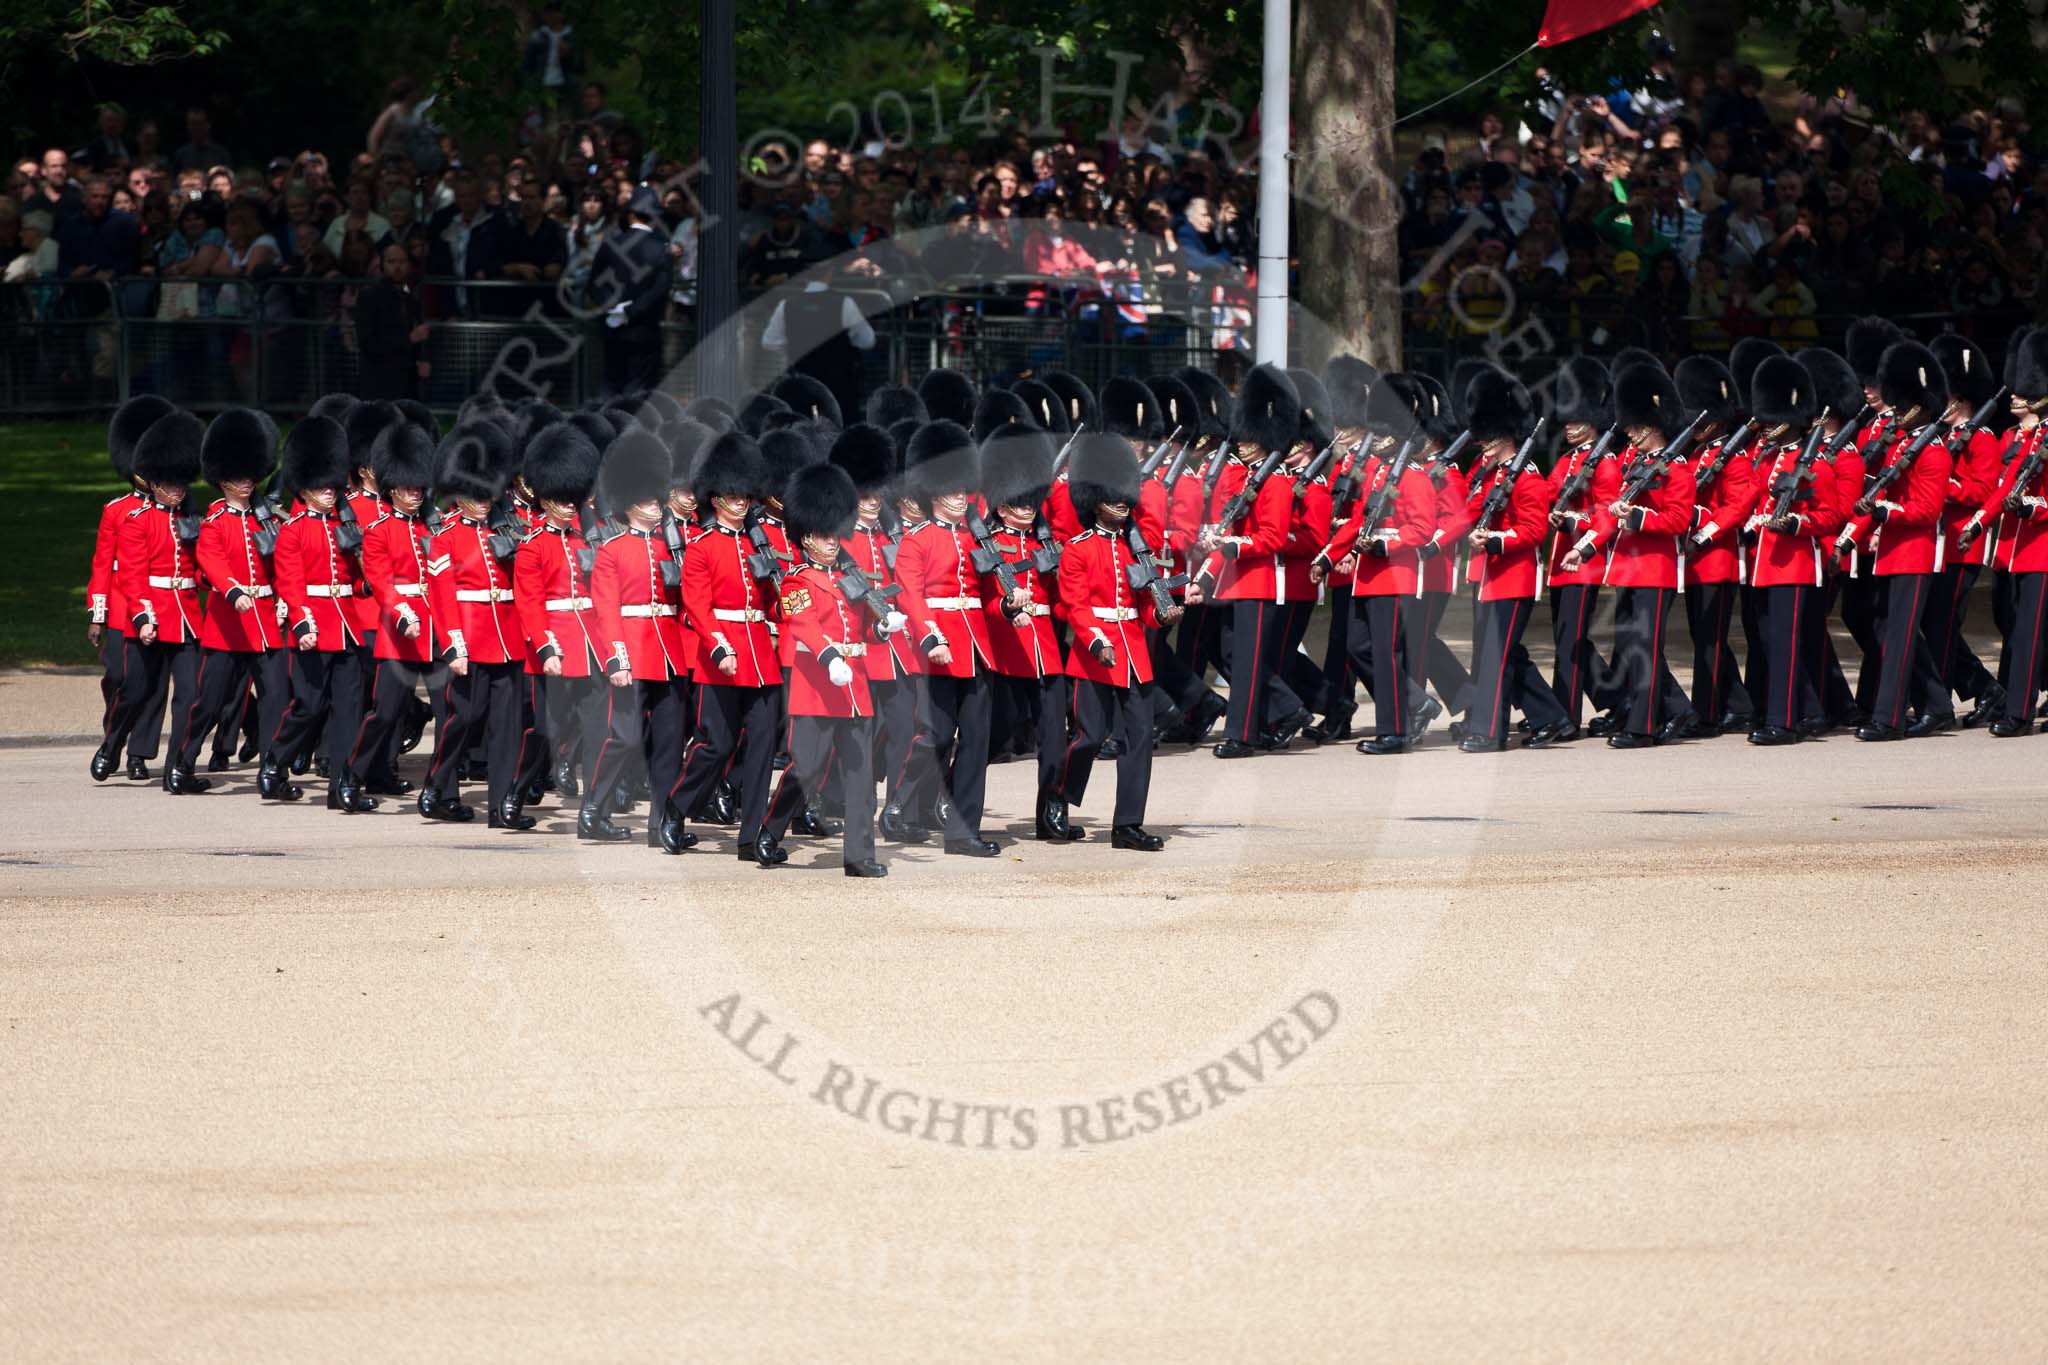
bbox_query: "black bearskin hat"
[1795,348,1861,424]
[771,373,843,429]
[1614,363,1685,441]
[1414,374,1457,446]
[1175,367,1232,440]
[1041,369,1097,432]
[565,410,617,452]
[1878,340,1949,419]
[1230,364,1301,453]
[1845,316,1904,383]
[686,395,738,430]
[980,425,1056,511]
[131,410,205,487]
[372,421,438,494]
[665,419,715,490]
[1367,372,1427,443]
[1554,357,1614,430]
[2010,328,2048,401]
[918,368,978,428]
[201,408,277,486]
[973,388,1038,443]
[739,391,794,436]
[902,420,980,497]
[1144,374,1200,442]
[281,415,352,494]
[109,395,177,482]
[1012,378,1070,435]
[1100,376,1164,443]
[1464,368,1535,444]
[599,427,674,510]
[1322,353,1378,430]
[1727,337,1786,407]
[1288,368,1336,450]
[829,423,895,495]
[1932,334,1997,409]
[693,431,771,501]
[435,426,509,505]
[522,423,602,506]
[640,388,684,424]
[1753,355,1819,430]
[345,400,404,472]
[1067,433,1141,524]
[1675,356,1740,427]
[782,462,859,542]
[865,384,927,430]
[395,398,439,440]
[1608,346,1666,382]
[308,392,359,427]
[760,425,826,498]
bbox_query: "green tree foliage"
[1747,0,2048,124]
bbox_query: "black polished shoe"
[1406,695,1444,738]
[90,744,119,783]
[328,779,379,813]
[1110,824,1164,851]
[578,802,632,842]
[1187,692,1228,744]
[126,756,151,781]
[417,786,474,822]
[1305,698,1357,744]
[397,703,428,754]
[770,752,792,772]
[1272,708,1316,747]
[258,758,303,802]
[363,776,413,797]
[1963,688,2006,729]
[1988,717,2033,738]
[706,782,739,825]
[1748,725,1800,746]
[522,779,547,807]
[878,803,931,844]
[1606,730,1659,749]
[1212,738,1259,759]
[1524,721,1578,749]
[1355,735,1411,755]
[164,765,211,795]
[655,799,697,853]
[313,755,332,780]
[237,734,260,764]
[489,796,537,831]
[1795,714,1831,737]
[844,859,889,878]
[1035,793,1071,842]
[944,837,1000,857]
[1905,711,1955,739]
[791,806,841,838]
[1099,736,1123,759]
[740,832,789,866]
[1458,735,1508,753]
[206,751,234,773]
[553,759,580,801]
[1660,714,1702,742]
[1447,719,1470,744]
[1854,723,1904,742]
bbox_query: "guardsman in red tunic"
[96,411,207,784]
[892,420,1019,856]
[1312,371,1439,754]
[581,428,691,848]
[166,410,285,794]
[1273,369,1342,742]
[977,426,1069,838]
[1158,367,1234,733]
[1048,435,1177,850]
[1923,334,2007,726]
[337,401,410,789]
[1836,340,1954,740]
[262,417,374,809]
[1191,364,1311,756]
[89,395,178,780]
[1561,363,1697,747]
[420,429,528,826]
[1676,356,1760,737]
[1742,357,1843,743]
[1139,373,1225,740]
[1408,373,1475,726]
[345,423,439,797]
[1304,355,1374,741]
[664,432,787,860]
[1543,358,1619,729]
[1957,329,2048,734]
[1829,320,1904,719]
[759,464,900,876]
[831,425,924,844]
[1457,371,1569,751]
[512,424,605,812]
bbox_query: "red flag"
[1536,0,1662,47]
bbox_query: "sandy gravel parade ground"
[2,666,2044,1361]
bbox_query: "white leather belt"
[545,596,594,611]
[244,585,274,598]
[828,642,868,657]
[926,595,982,609]
[455,588,514,602]
[1019,603,1051,617]
[148,575,197,589]
[394,584,426,597]
[714,608,766,622]
[620,603,677,618]
[1091,606,1139,622]
[304,584,358,598]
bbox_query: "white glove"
[882,610,907,637]
[604,302,627,330]
[827,658,855,687]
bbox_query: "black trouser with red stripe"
[1058,677,1153,826]
[667,681,777,843]
[1030,671,1070,799]
[1866,573,1933,731]
[1415,588,1471,712]
[1318,586,1355,716]
[267,647,365,781]
[176,647,288,774]
[349,657,431,783]
[1345,594,1411,740]
[896,672,993,842]
[104,637,196,765]
[766,714,877,864]
[101,629,172,760]
[1923,565,1988,709]
[426,659,520,810]
[871,676,916,806]
[2001,571,2048,723]
[1223,598,1301,742]
[1759,584,1824,731]
[1840,571,1885,714]
[1611,586,1677,737]
[1685,581,1752,726]
[1466,596,1565,743]
[1548,584,1604,724]
[585,675,685,817]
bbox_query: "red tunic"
[1972,436,2048,573]
[1586,447,1696,590]
[1198,463,1294,602]
[981,524,1064,679]
[1546,439,1610,588]
[360,511,436,663]
[1464,464,1549,601]
[1943,427,2006,569]
[273,511,366,651]
[1059,528,1161,687]
[425,517,523,664]
[115,500,203,643]
[1748,441,1844,588]
[1686,434,1762,587]
[1282,471,1334,601]
[514,523,602,677]
[778,560,878,717]
[681,523,782,687]
[845,522,919,681]
[1325,455,1436,598]
[194,501,283,652]
[592,527,688,681]
[343,489,388,637]
[894,518,1002,678]
[1842,428,1953,575]
[88,489,149,631]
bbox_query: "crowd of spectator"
[1403,47,2047,365]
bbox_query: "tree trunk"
[1293,0,1401,371]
